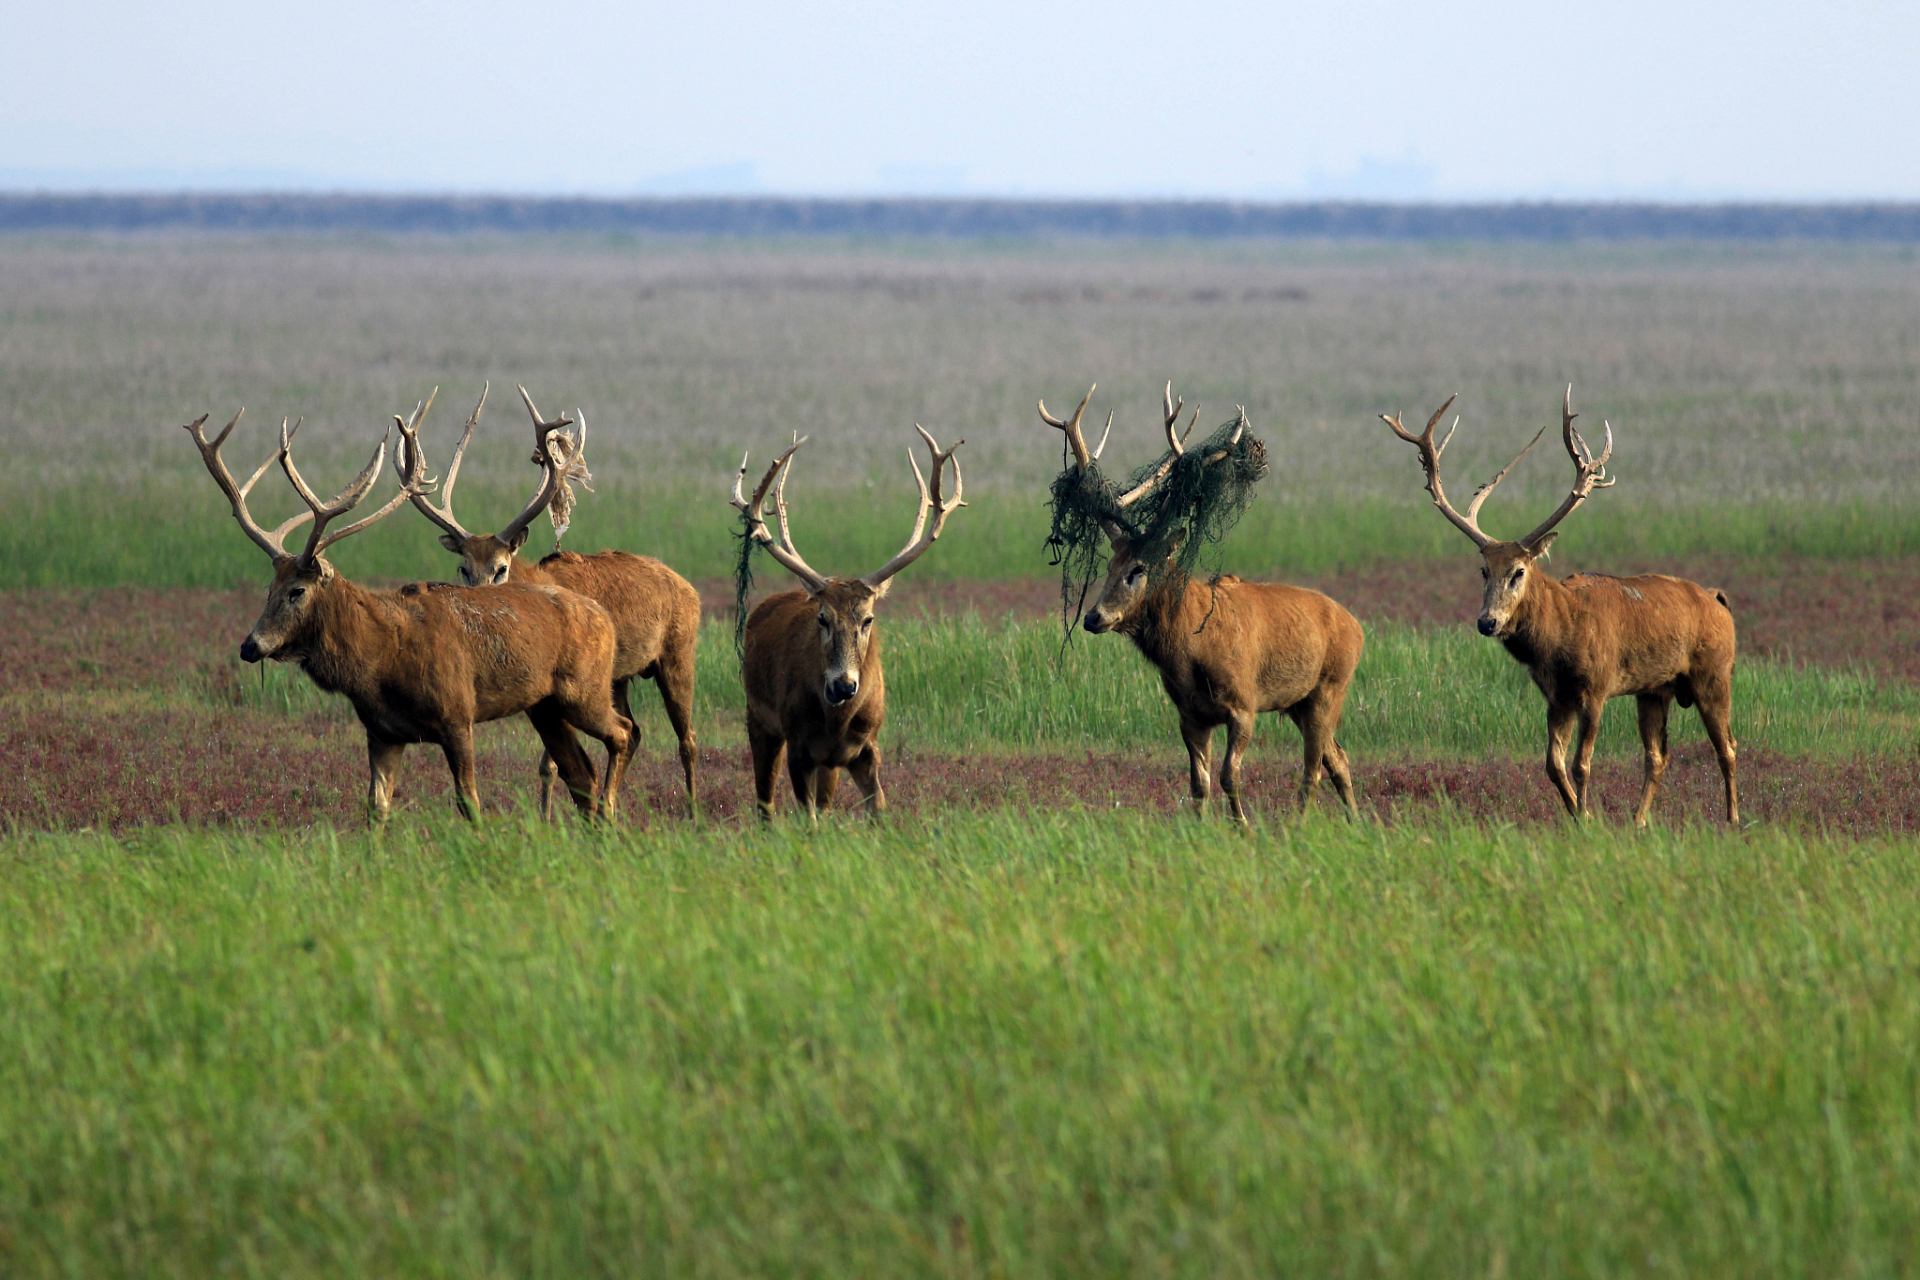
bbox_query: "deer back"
[1138,576,1364,717]
[528,549,702,681]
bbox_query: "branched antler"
[1517,384,1615,549]
[861,426,966,588]
[394,385,477,543]
[278,417,416,565]
[1038,385,1112,470]
[731,436,829,592]
[183,409,316,562]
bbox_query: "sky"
[5,0,1917,201]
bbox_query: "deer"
[1381,386,1738,826]
[1040,384,1365,822]
[394,384,701,820]
[185,405,634,823]
[729,426,964,821]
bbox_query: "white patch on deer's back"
[1623,586,1643,601]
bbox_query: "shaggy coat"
[1086,551,1365,820]
[242,559,633,822]
[741,581,890,819]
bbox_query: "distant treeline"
[4,193,1920,240]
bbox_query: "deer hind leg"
[1632,694,1673,828]
[1544,704,1580,816]
[366,734,406,825]
[655,650,700,817]
[528,705,601,819]
[438,727,482,822]
[536,752,560,824]
[1215,710,1256,825]
[1695,680,1740,826]
[1179,715,1215,817]
[1292,691,1358,818]
[847,744,887,815]
[748,725,785,823]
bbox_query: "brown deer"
[186,406,634,822]
[1041,384,1364,821]
[1381,386,1738,825]
[730,426,964,821]
[394,384,701,819]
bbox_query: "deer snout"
[1083,611,1109,634]
[240,635,264,663]
[1477,616,1499,637]
[825,674,859,705]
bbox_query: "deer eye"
[860,617,872,631]
[1127,565,1145,582]
[1479,567,1488,580]
[287,586,306,601]
[1509,570,1524,586]
[818,614,830,628]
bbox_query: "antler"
[1037,385,1112,470]
[394,385,477,542]
[861,426,966,588]
[496,384,572,545]
[1516,384,1615,549]
[731,436,830,592]
[1113,381,1236,508]
[1380,394,1542,550]
[277,416,417,565]
[183,409,316,563]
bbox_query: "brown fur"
[443,532,701,818]
[1085,540,1365,821]
[241,557,633,822]
[741,581,890,821]
[1476,539,1739,825]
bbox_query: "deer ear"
[507,527,532,554]
[1529,531,1558,561]
[869,578,893,600]
[438,533,464,554]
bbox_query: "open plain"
[4,232,1920,1275]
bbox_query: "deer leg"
[1632,694,1672,828]
[1179,715,1214,816]
[1218,710,1256,825]
[561,696,635,822]
[438,727,482,822]
[1544,704,1580,816]
[1571,699,1606,819]
[655,651,700,817]
[748,725,785,823]
[366,734,405,825]
[847,743,887,814]
[527,705,600,819]
[787,752,820,824]
[1695,684,1740,826]
[536,751,560,824]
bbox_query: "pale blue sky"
[5,0,1916,199]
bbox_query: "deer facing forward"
[1382,387,1738,825]
[1043,384,1364,821]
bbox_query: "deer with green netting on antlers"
[185,405,633,822]
[1381,385,1738,825]
[394,384,701,819]
[1041,382,1365,822]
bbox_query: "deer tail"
[1711,587,1732,613]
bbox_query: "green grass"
[5,812,1920,1276]
[225,614,1916,762]
[15,478,1920,592]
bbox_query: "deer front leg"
[787,752,821,825]
[1633,694,1672,828]
[1219,710,1256,825]
[366,734,405,824]
[527,706,600,819]
[747,724,785,823]
[847,744,887,814]
[1544,704,1580,816]
[1178,715,1214,817]
[1571,697,1606,818]
[536,751,560,823]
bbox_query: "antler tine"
[278,417,417,563]
[516,384,574,445]
[861,425,966,588]
[1463,420,1549,524]
[1379,393,1498,550]
[182,408,311,562]
[393,386,474,542]
[1202,406,1249,465]
[1038,384,1098,469]
[1161,382,1198,454]
[1518,384,1618,549]
[730,437,829,592]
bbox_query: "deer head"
[732,426,964,706]
[184,407,417,662]
[1382,385,1614,638]
[1041,382,1246,634]
[393,384,573,585]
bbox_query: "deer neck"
[1122,576,1195,665]
[510,553,554,585]
[295,577,399,698]
[1500,570,1575,666]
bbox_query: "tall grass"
[4,813,1920,1275]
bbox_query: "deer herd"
[184,378,1741,830]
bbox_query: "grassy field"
[7,813,1920,1276]
[5,232,1920,1274]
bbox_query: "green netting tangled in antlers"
[1043,384,1269,635]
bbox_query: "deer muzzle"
[240,635,265,663]
[1477,615,1500,637]
[824,673,859,706]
